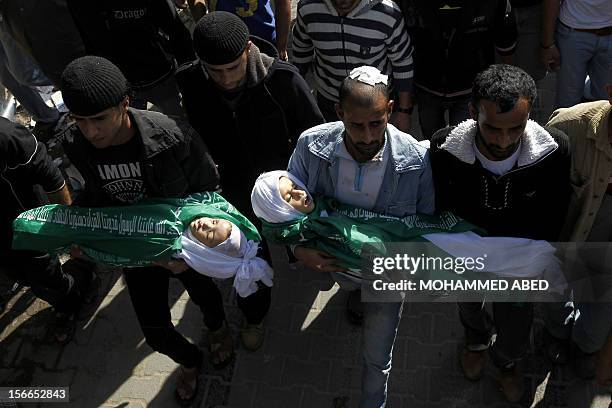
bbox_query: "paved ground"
[1,243,611,408]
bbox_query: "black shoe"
[346,289,363,326]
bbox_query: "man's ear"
[387,99,394,115]
[246,41,252,55]
[335,103,343,121]
[121,96,130,112]
[468,102,478,121]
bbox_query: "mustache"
[355,141,381,149]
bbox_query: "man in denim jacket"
[287,66,434,408]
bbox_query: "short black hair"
[338,77,390,108]
[472,64,537,113]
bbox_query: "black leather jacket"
[400,0,517,96]
[60,108,219,207]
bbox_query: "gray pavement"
[1,244,611,408]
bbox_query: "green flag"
[261,195,481,277]
[12,192,260,267]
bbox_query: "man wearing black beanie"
[58,55,224,405]
[178,11,324,351]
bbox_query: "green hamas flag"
[261,195,481,278]
[12,192,261,267]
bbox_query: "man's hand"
[48,184,73,206]
[294,246,347,273]
[70,244,84,259]
[540,44,560,72]
[278,46,289,61]
[154,259,190,274]
[390,111,411,133]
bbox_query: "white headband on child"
[349,66,388,86]
[251,170,311,223]
[181,222,273,297]
[212,221,243,257]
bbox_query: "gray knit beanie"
[193,12,250,65]
[60,56,129,116]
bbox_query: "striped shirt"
[292,0,414,102]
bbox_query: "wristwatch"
[396,106,413,115]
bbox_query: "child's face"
[189,217,232,247]
[278,176,314,214]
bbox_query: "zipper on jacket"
[493,145,559,182]
[340,17,348,76]
[443,28,456,95]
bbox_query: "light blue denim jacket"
[287,121,435,216]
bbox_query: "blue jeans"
[545,196,612,353]
[0,28,59,123]
[555,22,612,108]
[332,273,404,408]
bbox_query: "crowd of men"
[0,0,611,406]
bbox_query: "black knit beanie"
[193,11,250,65]
[60,56,129,116]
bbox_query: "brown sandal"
[175,365,200,406]
[240,322,265,351]
[208,321,234,369]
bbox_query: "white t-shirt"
[335,133,389,209]
[473,140,521,176]
[559,0,612,30]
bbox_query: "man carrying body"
[180,12,324,349]
[288,66,435,407]
[292,0,414,132]
[430,64,572,402]
[0,118,95,344]
[58,55,228,405]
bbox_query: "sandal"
[208,321,234,369]
[240,322,265,351]
[52,312,76,345]
[174,364,200,406]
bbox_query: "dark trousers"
[416,90,471,140]
[123,265,271,368]
[316,94,338,123]
[0,250,92,314]
[459,301,534,369]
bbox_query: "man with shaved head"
[288,66,434,407]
